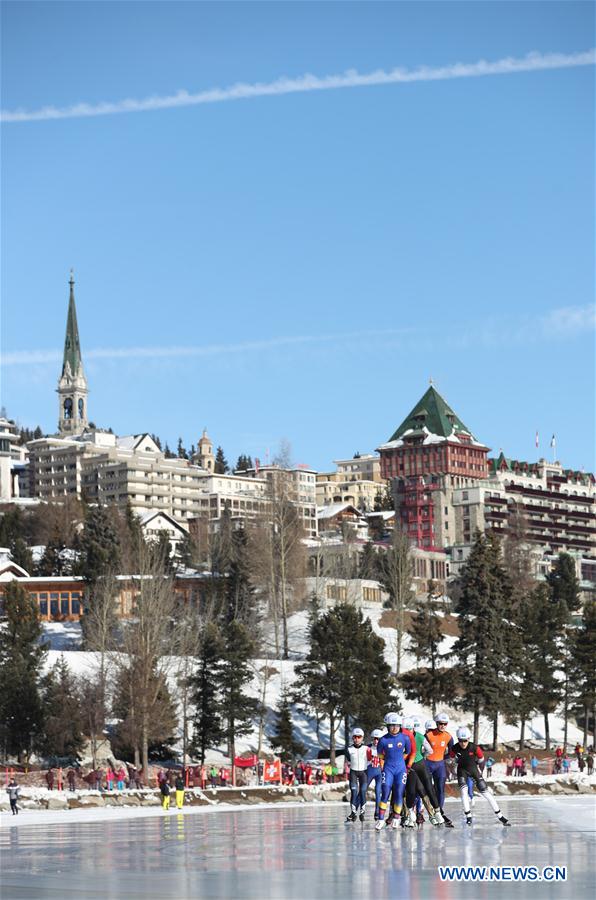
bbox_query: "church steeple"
[62,270,83,379]
[57,271,89,435]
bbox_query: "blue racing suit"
[376,732,411,821]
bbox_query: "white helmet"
[371,729,384,739]
[401,716,414,731]
[457,726,471,741]
[414,720,425,734]
[425,719,436,732]
[351,727,364,738]
[435,712,449,725]
[384,712,401,726]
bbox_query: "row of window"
[32,591,82,618]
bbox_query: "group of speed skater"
[345,711,511,831]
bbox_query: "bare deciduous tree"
[117,541,178,779]
[376,526,414,675]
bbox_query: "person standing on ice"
[424,713,455,827]
[160,779,171,810]
[403,718,444,828]
[345,728,369,823]
[6,778,20,815]
[450,726,510,827]
[175,774,185,809]
[375,713,410,831]
[366,729,384,820]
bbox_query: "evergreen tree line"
[2,496,594,766]
[398,532,594,750]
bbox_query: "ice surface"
[1,797,594,899]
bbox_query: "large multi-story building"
[28,431,208,523]
[316,453,385,510]
[378,385,489,550]
[378,385,595,592]
[0,418,23,501]
[449,456,595,585]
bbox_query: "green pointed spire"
[62,270,83,377]
[388,385,476,442]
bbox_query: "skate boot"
[429,810,444,826]
[345,811,357,824]
[403,809,416,829]
[441,810,454,828]
[375,819,386,832]
[498,815,511,827]
[466,815,472,826]
[416,810,425,827]
[359,812,365,823]
[391,815,400,829]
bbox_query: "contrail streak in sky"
[2,50,593,123]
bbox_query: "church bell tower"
[57,270,89,435]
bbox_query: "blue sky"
[1,1,594,471]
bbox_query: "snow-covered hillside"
[41,608,586,759]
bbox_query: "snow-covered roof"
[378,426,486,451]
[116,434,161,453]
[138,510,188,533]
[317,503,364,520]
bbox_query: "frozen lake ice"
[1,797,594,899]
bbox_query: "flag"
[535,431,539,448]
[263,759,282,783]
[550,434,556,448]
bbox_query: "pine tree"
[295,604,394,761]
[234,454,253,473]
[570,599,596,748]
[358,541,378,579]
[526,582,565,750]
[214,446,229,474]
[452,532,513,743]
[270,692,306,762]
[547,553,581,619]
[10,537,34,573]
[37,526,68,576]
[38,656,85,760]
[504,586,538,749]
[122,501,145,571]
[0,582,46,761]
[546,553,581,747]
[400,582,456,711]
[225,527,257,627]
[78,505,120,585]
[175,532,195,570]
[176,437,188,459]
[190,623,225,763]
[219,620,260,770]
